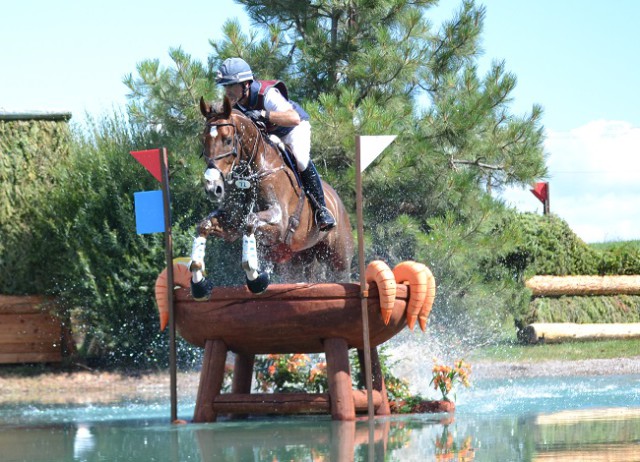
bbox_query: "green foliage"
[498,213,599,276]
[349,346,412,402]
[0,119,71,293]
[592,241,640,275]
[3,114,218,368]
[526,295,640,325]
[493,213,640,327]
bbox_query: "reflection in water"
[533,407,640,462]
[435,425,475,461]
[73,424,95,461]
[194,419,396,461]
[1,374,639,461]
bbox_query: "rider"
[215,57,336,232]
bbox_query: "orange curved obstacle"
[154,259,436,422]
[173,282,409,354]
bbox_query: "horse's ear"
[200,96,211,117]
[223,96,232,119]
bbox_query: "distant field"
[589,240,640,251]
[470,338,640,362]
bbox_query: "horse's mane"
[206,100,272,145]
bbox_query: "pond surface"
[1,373,639,461]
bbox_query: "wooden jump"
[173,282,410,422]
[0,295,66,364]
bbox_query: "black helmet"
[216,57,254,86]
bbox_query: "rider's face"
[224,83,245,105]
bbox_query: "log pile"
[523,322,640,344]
[526,275,640,296]
[523,276,640,344]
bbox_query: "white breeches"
[281,120,311,171]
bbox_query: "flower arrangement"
[254,353,329,393]
[430,358,471,402]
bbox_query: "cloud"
[501,120,640,243]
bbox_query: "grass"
[589,240,640,251]
[470,338,640,363]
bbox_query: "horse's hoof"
[191,278,214,301]
[246,271,270,294]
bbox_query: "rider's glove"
[245,110,265,122]
[245,110,267,130]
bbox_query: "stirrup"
[316,207,336,232]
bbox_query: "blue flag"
[134,190,165,234]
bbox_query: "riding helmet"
[216,57,254,86]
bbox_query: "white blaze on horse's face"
[204,168,224,202]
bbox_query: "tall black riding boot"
[299,162,336,231]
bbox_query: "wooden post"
[231,353,255,419]
[369,347,391,416]
[232,353,255,394]
[324,337,356,421]
[159,146,178,422]
[330,421,356,462]
[355,135,375,420]
[193,339,228,423]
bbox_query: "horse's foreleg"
[241,232,270,294]
[189,235,213,300]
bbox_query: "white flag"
[359,135,396,172]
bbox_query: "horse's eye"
[225,138,232,146]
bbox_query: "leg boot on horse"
[299,161,336,232]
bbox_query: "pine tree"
[124,0,548,340]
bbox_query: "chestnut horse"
[190,96,354,296]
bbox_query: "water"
[2,374,639,461]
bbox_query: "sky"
[2,0,639,243]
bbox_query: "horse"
[189,96,354,297]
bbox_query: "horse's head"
[199,96,260,203]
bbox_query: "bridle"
[201,118,258,186]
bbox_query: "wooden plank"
[0,342,61,354]
[524,322,640,344]
[0,314,61,344]
[526,275,640,296]
[0,300,63,363]
[0,295,50,314]
[211,391,382,414]
[0,351,62,363]
[0,313,61,329]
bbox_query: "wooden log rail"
[211,390,383,414]
[526,275,640,296]
[523,323,640,344]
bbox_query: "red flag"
[530,182,548,203]
[130,149,162,182]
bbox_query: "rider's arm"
[262,88,300,127]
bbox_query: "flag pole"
[160,147,178,422]
[355,136,375,420]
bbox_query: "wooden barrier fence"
[0,295,67,363]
